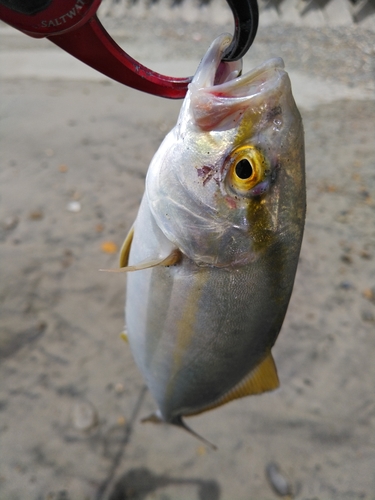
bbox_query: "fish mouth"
[213,56,286,97]
[193,33,285,94]
[189,34,287,130]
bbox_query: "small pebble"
[72,401,98,431]
[58,164,68,173]
[29,210,43,220]
[101,241,118,254]
[72,191,81,200]
[114,383,124,394]
[361,311,375,323]
[117,416,126,426]
[360,250,372,260]
[61,249,74,268]
[339,281,353,290]
[340,255,352,264]
[362,287,375,303]
[266,462,293,497]
[66,201,81,213]
[196,445,207,456]
[3,216,19,230]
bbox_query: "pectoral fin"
[189,352,279,416]
[100,248,181,273]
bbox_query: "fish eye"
[227,146,267,194]
[235,159,253,180]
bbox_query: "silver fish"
[117,34,305,437]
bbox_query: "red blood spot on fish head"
[196,165,216,186]
[225,196,237,209]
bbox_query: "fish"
[114,34,305,440]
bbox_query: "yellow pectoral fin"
[119,226,134,268]
[188,352,279,417]
[100,249,181,273]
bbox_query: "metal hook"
[0,0,259,97]
[222,0,259,62]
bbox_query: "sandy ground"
[0,12,375,500]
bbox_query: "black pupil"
[235,159,253,179]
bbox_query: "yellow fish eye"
[227,146,267,193]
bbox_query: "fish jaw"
[146,35,304,268]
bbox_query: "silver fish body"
[123,35,305,425]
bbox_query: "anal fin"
[188,352,279,416]
[231,352,280,397]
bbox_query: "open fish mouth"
[192,34,286,92]
[189,34,288,130]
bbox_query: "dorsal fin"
[188,352,279,416]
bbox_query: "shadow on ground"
[108,467,221,500]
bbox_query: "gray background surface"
[0,4,375,499]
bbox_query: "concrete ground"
[0,9,375,500]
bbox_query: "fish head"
[147,34,305,267]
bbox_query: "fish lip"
[208,57,286,98]
[188,35,288,131]
[189,34,236,90]
[190,34,286,97]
